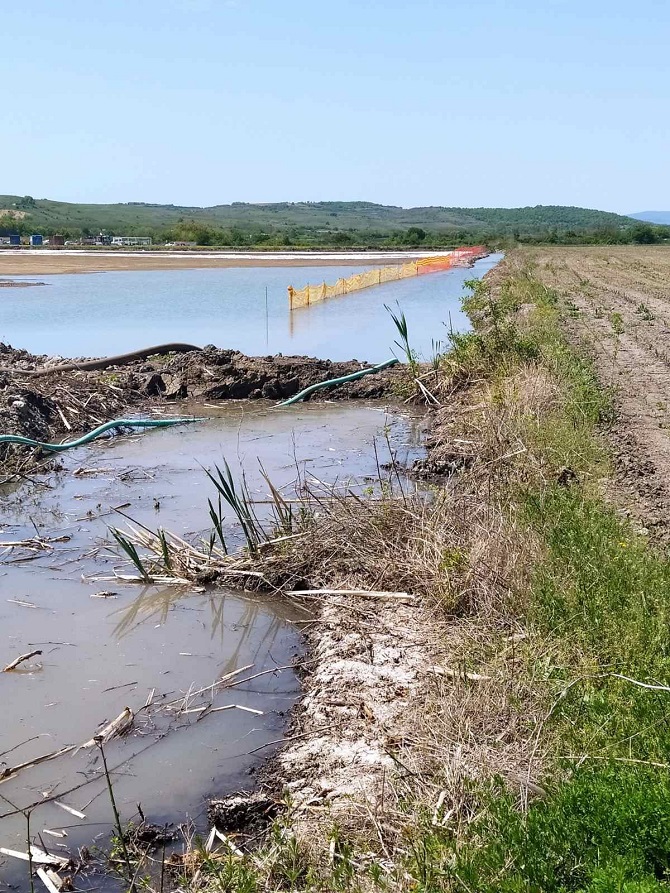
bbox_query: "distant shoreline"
[0,277,47,287]
[0,248,451,276]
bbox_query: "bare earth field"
[528,245,670,541]
[0,249,444,275]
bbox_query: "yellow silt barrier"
[287,248,485,310]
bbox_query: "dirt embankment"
[526,246,670,543]
[0,344,403,476]
[200,260,539,868]
[0,250,435,276]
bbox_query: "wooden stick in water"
[3,650,42,672]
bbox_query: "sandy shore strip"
[0,249,451,276]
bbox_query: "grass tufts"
[110,527,151,582]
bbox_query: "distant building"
[29,234,43,247]
[111,236,152,247]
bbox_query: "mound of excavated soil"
[0,344,404,477]
[0,279,46,288]
[134,346,401,401]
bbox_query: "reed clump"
[109,462,512,615]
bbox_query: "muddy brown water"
[0,401,425,889]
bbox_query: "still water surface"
[0,402,424,888]
[0,254,502,360]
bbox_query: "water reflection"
[0,255,501,361]
[113,586,303,672]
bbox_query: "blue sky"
[2,0,668,212]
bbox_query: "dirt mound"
[136,346,400,401]
[0,279,46,288]
[0,343,42,365]
[0,343,403,478]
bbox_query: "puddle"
[0,402,425,888]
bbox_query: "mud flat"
[0,249,453,276]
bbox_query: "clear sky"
[2,0,668,212]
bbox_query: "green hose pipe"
[275,358,399,407]
[0,417,203,452]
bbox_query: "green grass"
[442,766,670,892]
[415,260,670,892]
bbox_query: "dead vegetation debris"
[0,342,403,478]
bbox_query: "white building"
[111,236,152,247]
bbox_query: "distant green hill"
[0,195,651,247]
[629,211,670,225]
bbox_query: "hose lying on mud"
[0,418,202,452]
[276,358,399,407]
[0,343,202,377]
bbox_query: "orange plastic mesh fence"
[288,246,486,309]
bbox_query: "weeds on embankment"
[426,258,670,893]
[108,253,670,892]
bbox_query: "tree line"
[1,214,668,249]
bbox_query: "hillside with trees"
[0,196,664,248]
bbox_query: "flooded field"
[0,254,502,361]
[0,402,425,888]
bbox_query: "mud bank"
[0,278,46,287]
[206,592,445,854]
[0,343,403,476]
[205,572,449,861]
[202,404,522,873]
[274,594,438,840]
[198,261,520,868]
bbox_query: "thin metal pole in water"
[265,286,269,349]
